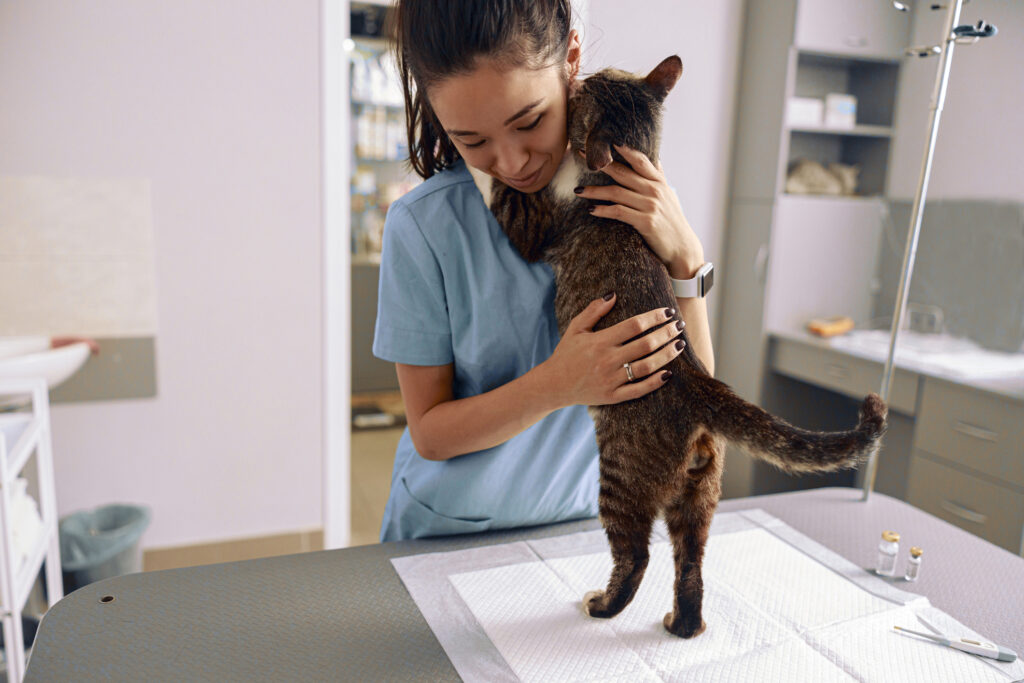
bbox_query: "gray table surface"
[26,487,1024,681]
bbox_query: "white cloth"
[393,510,1024,682]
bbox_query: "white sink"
[0,337,92,409]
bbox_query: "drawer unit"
[771,336,919,415]
[914,377,1024,489]
[907,452,1024,556]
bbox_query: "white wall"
[0,1,324,548]
[582,0,747,331]
[889,0,1024,201]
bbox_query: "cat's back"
[549,200,676,333]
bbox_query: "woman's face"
[428,35,581,194]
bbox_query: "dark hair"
[390,0,573,179]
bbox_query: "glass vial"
[875,530,900,576]
[904,546,923,582]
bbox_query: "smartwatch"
[671,262,714,298]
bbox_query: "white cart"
[0,379,63,682]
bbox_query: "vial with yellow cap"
[875,530,900,576]
[904,546,923,582]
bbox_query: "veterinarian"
[374,0,715,541]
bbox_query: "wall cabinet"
[795,0,910,60]
[723,1,1024,554]
[719,0,910,497]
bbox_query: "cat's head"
[570,56,683,172]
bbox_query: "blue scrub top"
[372,160,600,541]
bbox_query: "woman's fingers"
[610,317,686,402]
[568,292,617,333]
[619,317,685,369]
[603,306,676,345]
[613,144,662,181]
[612,367,673,402]
[576,183,656,214]
[580,158,646,193]
[622,331,685,383]
[589,202,648,231]
[576,145,661,189]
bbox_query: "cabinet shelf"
[354,155,405,164]
[352,99,403,109]
[781,192,884,201]
[352,253,382,266]
[788,124,892,138]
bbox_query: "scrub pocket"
[393,477,493,539]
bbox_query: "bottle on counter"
[875,530,900,577]
[904,546,923,582]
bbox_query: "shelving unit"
[0,379,63,682]
[348,1,419,394]
[784,50,901,198]
[717,0,911,499]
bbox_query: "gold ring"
[623,362,635,382]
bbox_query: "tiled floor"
[349,398,403,546]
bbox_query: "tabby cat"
[471,56,888,639]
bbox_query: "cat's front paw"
[663,611,707,639]
[583,590,610,618]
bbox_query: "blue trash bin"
[59,504,151,593]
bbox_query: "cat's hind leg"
[662,433,722,638]
[584,465,656,620]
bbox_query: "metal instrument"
[893,625,1018,662]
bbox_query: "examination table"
[24,487,1024,681]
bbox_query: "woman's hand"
[539,293,686,408]
[576,144,705,279]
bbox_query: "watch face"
[701,266,714,296]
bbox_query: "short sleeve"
[372,201,454,366]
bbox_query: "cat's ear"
[585,126,613,171]
[644,55,683,100]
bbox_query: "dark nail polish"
[675,340,684,351]
[675,320,683,332]
[664,308,675,318]
[603,291,615,301]
[661,370,672,382]
[573,186,584,194]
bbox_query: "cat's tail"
[699,377,888,474]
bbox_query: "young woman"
[373,0,714,541]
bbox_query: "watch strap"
[671,262,714,298]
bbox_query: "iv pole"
[861,0,998,501]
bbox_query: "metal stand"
[861,0,998,500]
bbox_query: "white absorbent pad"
[391,509,1024,682]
